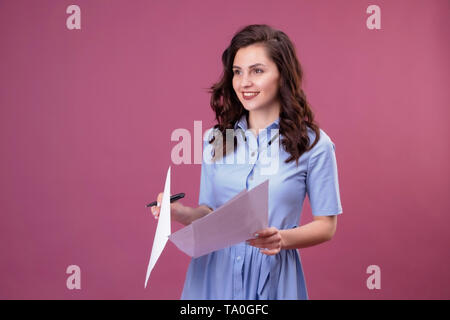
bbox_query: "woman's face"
[232,44,281,113]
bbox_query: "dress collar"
[234,114,280,131]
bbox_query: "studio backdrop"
[0,0,449,299]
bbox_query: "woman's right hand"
[150,192,190,225]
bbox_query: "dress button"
[251,151,255,157]
[236,256,241,261]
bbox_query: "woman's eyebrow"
[232,63,266,69]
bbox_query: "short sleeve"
[198,139,215,210]
[306,135,343,216]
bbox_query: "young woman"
[151,24,343,300]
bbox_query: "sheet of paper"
[144,166,171,288]
[169,179,269,258]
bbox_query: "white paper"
[144,172,269,287]
[169,179,269,258]
[144,166,171,288]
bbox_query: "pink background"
[1,0,449,299]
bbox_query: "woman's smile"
[242,91,260,100]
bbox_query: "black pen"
[146,193,185,208]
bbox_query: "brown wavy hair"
[207,24,320,164]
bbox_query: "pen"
[146,193,185,208]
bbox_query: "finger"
[247,236,281,250]
[260,247,281,256]
[248,239,280,250]
[157,193,163,206]
[151,204,160,219]
[249,231,281,245]
[151,192,164,220]
[253,227,278,238]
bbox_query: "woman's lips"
[242,92,260,100]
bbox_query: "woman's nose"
[241,73,253,87]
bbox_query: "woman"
[151,24,343,299]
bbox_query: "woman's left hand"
[246,227,284,256]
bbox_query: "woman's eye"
[232,69,263,75]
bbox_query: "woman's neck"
[248,105,280,136]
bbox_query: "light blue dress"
[180,115,343,300]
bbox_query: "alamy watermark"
[66,5,380,31]
[170,121,280,175]
[66,265,81,290]
[366,265,381,290]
